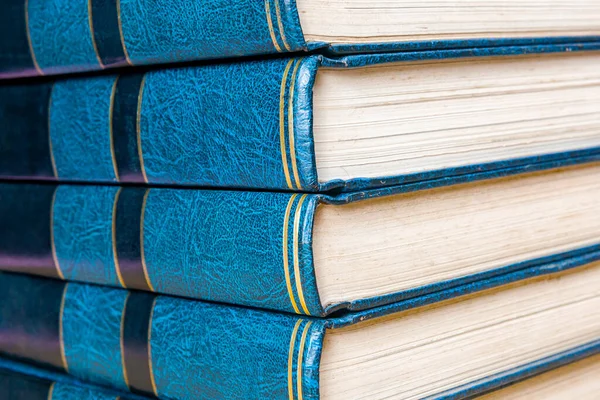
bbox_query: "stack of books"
[0,1,599,399]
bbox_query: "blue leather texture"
[0,358,150,400]
[27,0,101,75]
[2,0,600,80]
[0,255,598,399]
[1,42,600,192]
[1,0,306,78]
[53,185,121,286]
[1,171,600,316]
[62,283,129,391]
[50,78,118,182]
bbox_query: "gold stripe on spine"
[264,0,282,52]
[274,0,291,51]
[24,0,43,75]
[59,283,69,372]
[293,195,310,315]
[288,60,302,189]
[136,75,148,183]
[140,189,155,291]
[50,188,65,280]
[48,84,59,179]
[87,0,105,68]
[287,320,302,400]
[109,76,120,182]
[283,194,300,314]
[147,297,158,396]
[120,293,130,389]
[116,0,133,65]
[47,382,55,400]
[296,321,312,400]
[279,60,294,189]
[112,188,126,288]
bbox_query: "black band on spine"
[113,73,146,183]
[115,188,152,291]
[0,185,61,279]
[90,0,128,67]
[0,370,53,400]
[0,2,37,76]
[0,83,55,179]
[0,273,66,371]
[122,292,156,395]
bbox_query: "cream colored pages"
[480,354,600,399]
[320,264,600,399]
[298,0,600,43]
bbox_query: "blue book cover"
[0,360,150,400]
[0,255,598,400]
[1,0,599,78]
[1,42,600,192]
[1,162,599,316]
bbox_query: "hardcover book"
[0,257,599,399]
[2,45,600,191]
[1,0,600,78]
[479,354,600,399]
[0,362,148,400]
[1,163,599,315]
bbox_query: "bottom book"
[0,253,599,400]
[0,358,149,400]
[479,353,600,399]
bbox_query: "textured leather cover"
[0,359,149,400]
[2,0,600,79]
[2,177,600,316]
[0,253,597,400]
[0,0,306,79]
[2,176,600,316]
[2,42,600,191]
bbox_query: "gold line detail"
[109,76,120,182]
[283,194,300,314]
[59,283,69,372]
[136,75,148,183]
[288,60,302,189]
[296,321,312,400]
[48,84,58,178]
[47,382,55,400]
[264,0,282,52]
[293,195,310,315]
[87,0,105,68]
[50,188,65,280]
[140,189,154,291]
[120,293,130,389]
[147,297,158,396]
[287,320,302,400]
[113,188,126,288]
[116,0,133,65]
[274,0,291,51]
[279,60,294,189]
[24,0,43,75]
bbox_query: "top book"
[1,0,600,79]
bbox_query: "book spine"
[0,367,147,400]
[0,183,325,316]
[0,0,306,79]
[0,273,326,399]
[0,56,321,191]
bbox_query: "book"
[2,44,600,191]
[0,360,149,400]
[478,353,600,399]
[1,0,599,79]
[0,257,598,399]
[1,162,599,315]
